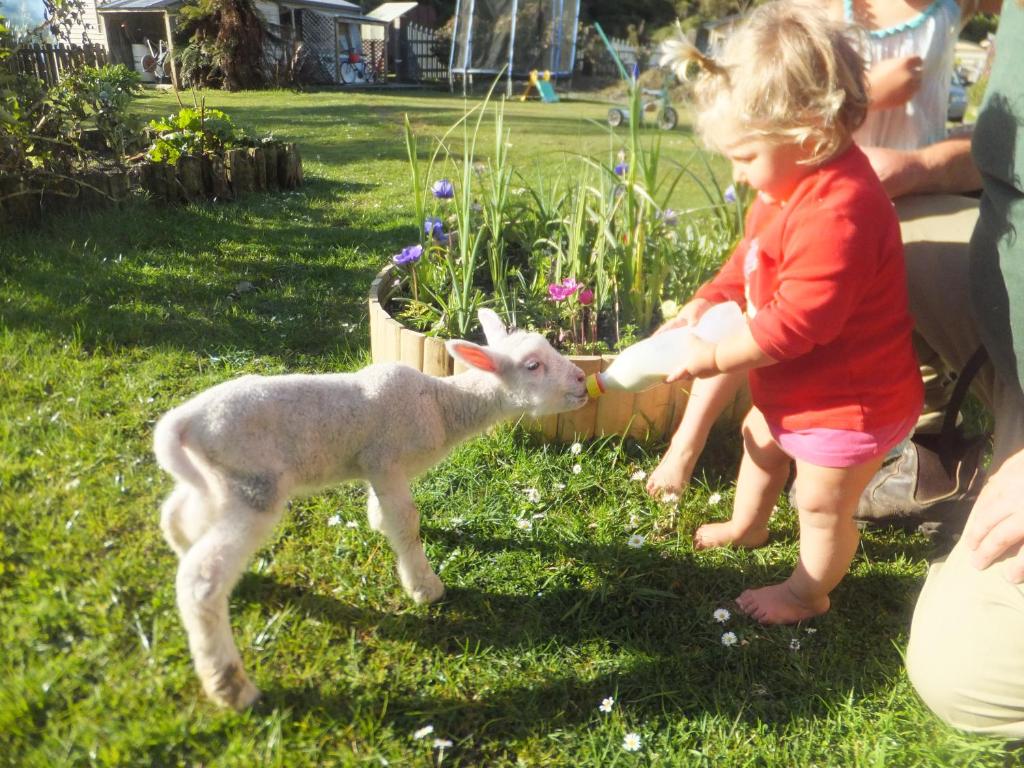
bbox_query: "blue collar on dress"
[843,0,955,38]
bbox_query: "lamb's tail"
[153,407,208,494]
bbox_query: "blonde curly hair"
[660,1,868,164]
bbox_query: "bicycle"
[142,38,172,83]
[340,51,382,84]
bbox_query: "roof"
[98,0,381,20]
[280,0,383,21]
[367,2,418,23]
[97,0,182,12]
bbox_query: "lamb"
[153,308,587,709]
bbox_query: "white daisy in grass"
[412,724,434,740]
[713,608,731,623]
[572,463,582,475]
[708,492,722,505]
[721,631,738,647]
[630,469,647,482]
[805,627,818,634]
[570,442,583,455]
[660,491,680,505]
[327,514,341,527]
[622,732,642,752]
[345,520,359,528]
[599,696,615,713]
[789,639,801,651]
[627,534,645,549]
[523,487,542,504]
[553,482,566,491]
[432,738,453,750]
[516,518,533,531]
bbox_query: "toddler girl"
[660,1,924,624]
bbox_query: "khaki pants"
[898,195,1024,737]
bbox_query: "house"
[68,0,405,86]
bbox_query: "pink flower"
[548,277,580,302]
[578,287,594,305]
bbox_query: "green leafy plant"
[392,82,743,352]
[54,64,143,159]
[146,106,240,164]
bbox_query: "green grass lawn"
[0,88,1016,766]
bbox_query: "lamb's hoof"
[204,663,261,710]
[410,574,445,604]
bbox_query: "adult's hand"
[862,145,923,199]
[961,448,1024,583]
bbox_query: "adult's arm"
[862,135,982,198]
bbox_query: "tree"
[177,0,266,90]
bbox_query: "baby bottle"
[586,302,745,397]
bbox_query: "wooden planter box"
[368,265,750,443]
[133,142,303,203]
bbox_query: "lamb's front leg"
[367,475,444,604]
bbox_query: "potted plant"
[369,85,747,442]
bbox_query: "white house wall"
[67,0,106,46]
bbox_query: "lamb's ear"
[477,308,508,346]
[446,340,508,373]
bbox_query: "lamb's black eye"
[525,361,541,371]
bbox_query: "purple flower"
[431,179,455,199]
[578,287,594,305]
[661,208,678,227]
[614,162,628,177]
[724,184,737,204]
[424,216,449,245]
[393,244,423,266]
[548,277,580,302]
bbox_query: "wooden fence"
[400,22,448,83]
[4,43,109,86]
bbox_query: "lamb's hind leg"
[175,496,282,709]
[368,474,444,604]
[160,484,208,557]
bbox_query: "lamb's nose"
[575,370,585,383]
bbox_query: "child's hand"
[665,336,718,382]
[866,55,923,110]
[654,298,712,335]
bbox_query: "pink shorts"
[767,412,919,468]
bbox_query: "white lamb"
[153,308,587,709]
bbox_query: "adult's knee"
[907,548,1024,737]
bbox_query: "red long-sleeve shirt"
[695,144,923,431]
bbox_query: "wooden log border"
[0,143,304,227]
[366,264,749,444]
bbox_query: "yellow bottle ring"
[585,373,605,398]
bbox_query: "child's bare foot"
[693,521,769,550]
[646,446,698,499]
[736,582,830,625]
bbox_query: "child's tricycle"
[606,83,678,131]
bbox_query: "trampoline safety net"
[450,0,581,77]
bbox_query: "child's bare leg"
[737,456,885,624]
[647,372,746,499]
[694,406,790,550]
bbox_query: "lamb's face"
[495,332,588,416]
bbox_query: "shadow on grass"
[235,527,922,744]
[0,178,399,358]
